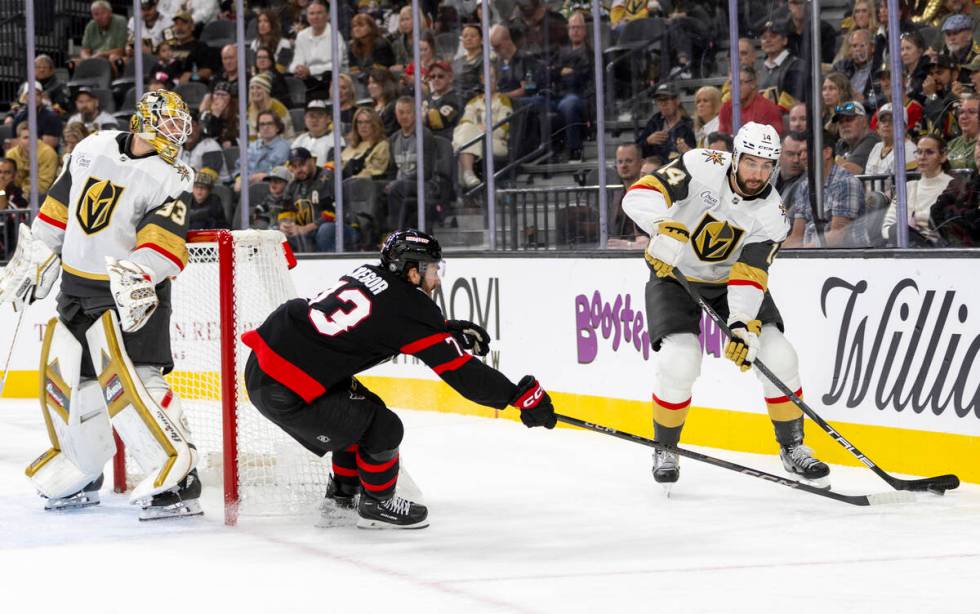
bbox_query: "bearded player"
[0,90,202,520]
[242,229,557,529]
[622,122,830,492]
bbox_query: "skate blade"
[139,499,204,521]
[790,474,831,490]
[356,517,430,530]
[661,483,674,498]
[44,493,100,511]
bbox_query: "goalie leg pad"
[754,325,804,422]
[84,310,198,502]
[26,318,114,500]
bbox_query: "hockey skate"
[138,469,203,521]
[357,494,429,530]
[44,474,104,511]
[780,444,831,489]
[652,447,680,495]
[315,475,359,528]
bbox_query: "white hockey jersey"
[622,148,790,320]
[34,130,194,298]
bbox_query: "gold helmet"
[130,90,192,165]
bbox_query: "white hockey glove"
[0,224,60,311]
[724,315,761,372]
[644,220,690,278]
[106,257,158,333]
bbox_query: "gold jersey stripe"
[39,195,69,224]
[136,223,189,268]
[730,262,769,291]
[62,261,110,281]
[629,175,673,207]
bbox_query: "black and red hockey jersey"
[242,263,518,407]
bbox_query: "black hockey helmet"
[380,229,442,277]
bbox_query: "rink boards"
[2,252,978,483]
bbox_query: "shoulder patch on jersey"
[175,163,192,184]
[754,193,791,242]
[700,149,727,166]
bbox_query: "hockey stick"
[0,307,25,398]
[671,269,960,494]
[556,414,913,506]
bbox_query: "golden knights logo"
[701,150,726,166]
[76,176,125,234]
[691,213,745,262]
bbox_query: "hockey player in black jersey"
[242,229,557,529]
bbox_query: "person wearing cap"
[5,82,63,150]
[832,28,876,102]
[79,0,127,63]
[964,55,980,94]
[422,61,463,141]
[637,82,696,163]
[127,0,173,51]
[240,109,290,186]
[254,165,291,229]
[832,100,880,174]
[938,13,979,82]
[718,65,785,136]
[947,94,980,170]
[247,72,294,141]
[5,121,59,196]
[67,87,119,132]
[757,19,806,107]
[280,146,358,253]
[865,103,918,181]
[292,99,344,165]
[169,9,217,84]
[184,167,229,230]
[289,0,348,101]
[922,54,960,139]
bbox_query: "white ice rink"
[1,398,978,614]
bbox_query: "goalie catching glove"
[644,220,690,278]
[724,316,761,372]
[0,224,60,311]
[106,257,158,333]
[510,375,557,429]
[446,319,490,357]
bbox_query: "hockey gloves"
[644,220,690,278]
[106,257,159,333]
[724,317,761,372]
[0,224,60,311]
[446,319,490,356]
[510,375,557,429]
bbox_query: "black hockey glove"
[510,375,557,429]
[446,319,491,357]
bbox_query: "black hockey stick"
[671,269,960,494]
[555,414,913,506]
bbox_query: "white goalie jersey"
[33,130,194,298]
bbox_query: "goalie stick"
[671,268,960,495]
[556,414,914,507]
[0,308,25,397]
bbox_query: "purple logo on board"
[575,290,724,364]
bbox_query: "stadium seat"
[285,76,307,108]
[89,87,115,113]
[289,107,306,133]
[343,177,380,248]
[211,184,234,226]
[175,82,209,109]
[201,20,236,48]
[435,32,458,61]
[223,146,240,174]
[248,181,270,208]
[68,57,112,90]
[200,150,225,176]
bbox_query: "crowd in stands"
[1,0,980,256]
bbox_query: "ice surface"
[1,399,978,614]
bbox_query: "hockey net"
[112,229,331,524]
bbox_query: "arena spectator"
[453,76,513,189]
[453,24,484,103]
[900,31,931,101]
[249,9,292,66]
[247,73,294,140]
[706,131,734,152]
[491,24,540,101]
[937,14,978,83]
[947,94,979,170]
[832,28,876,101]
[348,13,395,83]
[776,131,807,201]
[693,86,722,148]
[637,82,696,163]
[661,2,714,80]
[280,146,356,252]
[341,107,391,179]
[388,6,415,73]
[422,61,463,140]
[61,122,90,155]
[719,65,785,135]
[757,19,806,105]
[240,109,290,185]
[922,54,959,140]
[834,0,879,65]
[785,0,838,64]
[67,86,118,132]
[786,131,866,248]
[0,159,27,209]
[610,0,648,34]
[930,138,980,246]
[964,56,980,93]
[606,142,647,247]
[200,79,239,146]
[34,55,70,116]
[181,114,228,182]
[883,134,956,245]
[402,31,436,83]
[336,73,357,132]
[186,0,218,26]
[506,0,568,59]
[79,0,127,65]
[5,122,58,196]
[788,102,807,132]
[169,10,216,83]
[868,67,925,133]
[149,39,183,85]
[185,168,229,230]
[832,100,880,174]
[254,165,291,229]
[386,96,440,230]
[367,67,399,135]
[215,43,241,94]
[289,0,348,101]
[865,103,918,182]
[127,0,172,50]
[292,99,343,165]
[251,46,291,108]
[821,72,856,128]
[7,82,62,150]
[548,10,593,160]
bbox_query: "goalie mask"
[129,90,192,165]
[731,122,781,197]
